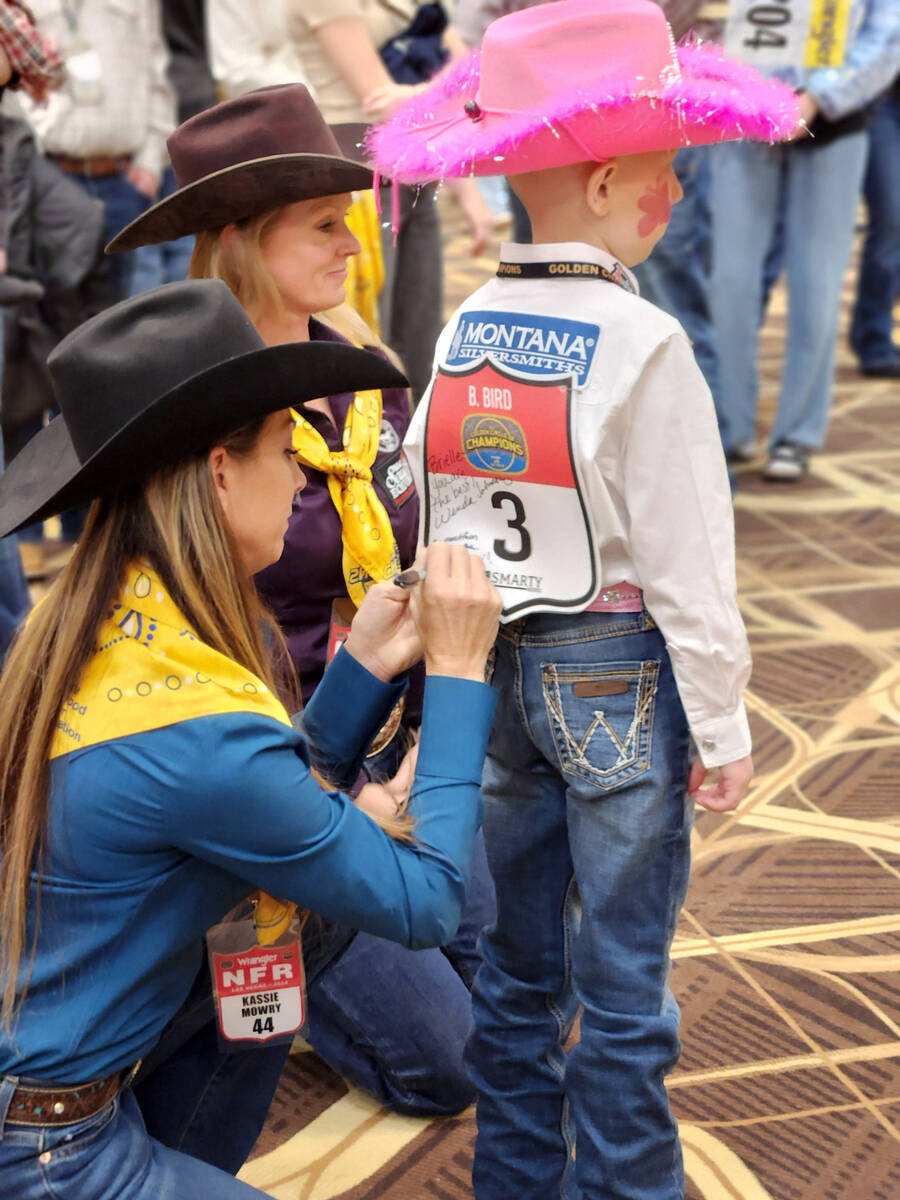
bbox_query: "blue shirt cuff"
[303,647,407,776]
[416,675,497,781]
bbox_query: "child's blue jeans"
[466,609,694,1199]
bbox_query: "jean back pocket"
[541,660,659,790]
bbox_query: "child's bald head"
[508,149,682,267]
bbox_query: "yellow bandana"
[51,562,297,944]
[292,388,400,607]
[344,192,385,334]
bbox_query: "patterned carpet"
[239,200,900,1200]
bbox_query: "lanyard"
[497,258,638,295]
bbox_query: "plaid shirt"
[0,0,65,101]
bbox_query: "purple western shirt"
[255,319,422,719]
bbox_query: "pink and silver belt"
[586,581,643,613]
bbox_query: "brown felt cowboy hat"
[106,85,374,254]
[0,280,406,538]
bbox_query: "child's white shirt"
[404,240,752,768]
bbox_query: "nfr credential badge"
[212,942,305,1043]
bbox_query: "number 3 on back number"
[492,491,532,562]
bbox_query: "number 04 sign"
[725,0,852,69]
[422,361,597,619]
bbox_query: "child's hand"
[687,755,753,812]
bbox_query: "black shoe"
[860,358,900,380]
[0,274,44,306]
[763,442,809,481]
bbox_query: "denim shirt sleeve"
[805,0,900,120]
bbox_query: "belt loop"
[0,1074,20,1142]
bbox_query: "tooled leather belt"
[5,1060,141,1127]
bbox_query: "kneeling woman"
[0,281,500,1199]
[109,82,496,1120]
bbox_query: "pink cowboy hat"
[369,0,800,184]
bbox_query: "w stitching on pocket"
[541,661,659,789]
[585,684,654,767]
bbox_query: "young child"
[371,3,799,1196]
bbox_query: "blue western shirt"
[0,650,495,1083]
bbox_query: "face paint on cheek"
[636,175,673,238]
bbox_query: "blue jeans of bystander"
[633,145,720,404]
[709,133,868,452]
[467,610,694,1200]
[128,168,195,297]
[76,170,152,302]
[849,90,900,368]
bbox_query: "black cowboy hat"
[106,85,374,254]
[0,280,407,539]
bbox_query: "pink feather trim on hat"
[369,35,799,186]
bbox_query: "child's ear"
[586,161,617,217]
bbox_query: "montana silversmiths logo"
[462,414,528,474]
[446,310,600,385]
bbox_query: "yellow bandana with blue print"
[51,561,292,759]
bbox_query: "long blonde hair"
[0,425,289,1027]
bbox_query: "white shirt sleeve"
[134,0,177,175]
[622,331,752,768]
[207,0,314,99]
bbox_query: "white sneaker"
[763,443,809,481]
[728,440,758,463]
